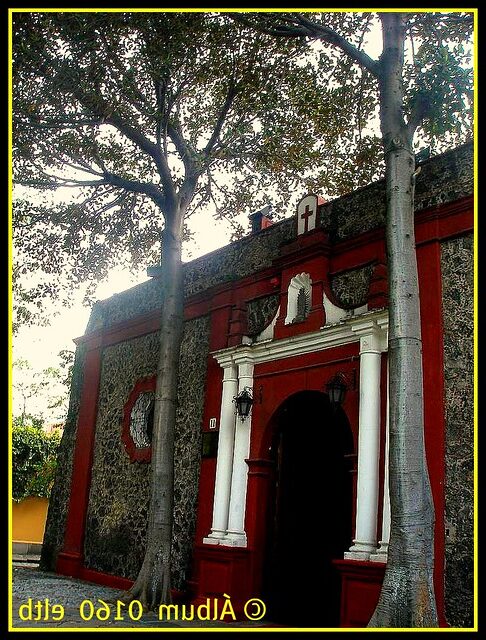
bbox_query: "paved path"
[11,564,272,630]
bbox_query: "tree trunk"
[122,217,184,609]
[369,13,438,627]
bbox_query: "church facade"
[41,142,474,628]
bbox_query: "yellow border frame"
[7,7,478,633]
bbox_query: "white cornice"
[212,309,389,367]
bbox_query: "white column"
[224,354,254,547]
[345,320,386,560]
[203,361,238,545]
[371,364,390,562]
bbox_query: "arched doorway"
[262,390,354,627]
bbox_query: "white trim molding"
[215,308,388,367]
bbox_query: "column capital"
[212,345,255,368]
[213,351,235,368]
[376,315,389,334]
[350,318,387,353]
[233,347,254,367]
[222,364,238,381]
[237,363,254,383]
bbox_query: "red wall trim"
[417,240,448,626]
[79,568,189,602]
[80,568,134,591]
[57,346,102,577]
[74,311,161,351]
[329,196,472,272]
[333,559,386,627]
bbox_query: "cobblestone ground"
[11,565,270,630]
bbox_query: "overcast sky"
[11,215,241,423]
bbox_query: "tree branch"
[231,13,304,38]
[167,121,199,178]
[293,14,381,76]
[102,171,166,209]
[18,177,106,189]
[62,159,104,177]
[103,110,159,162]
[234,12,381,77]
[203,75,238,159]
[99,31,156,119]
[13,116,102,130]
[105,108,176,210]
[60,74,169,182]
[19,163,166,212]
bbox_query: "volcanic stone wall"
[81,315,210,589]
[441,234,474,627]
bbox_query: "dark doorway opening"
[262,391,354,627]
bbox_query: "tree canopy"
[235,12,473,145]
[12,12,323,321]
[12,11,473,329]
[12,11,472,329]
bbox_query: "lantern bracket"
[233,387,254,421]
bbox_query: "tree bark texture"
[369,13,438,627]
[122,217,185,609]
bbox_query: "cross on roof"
[300,204,314,234]
[297,194,322,236]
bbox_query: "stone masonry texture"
[441,234,474,627]
[83,316,210,590]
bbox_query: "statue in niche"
[293,287,309,323]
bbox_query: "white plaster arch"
[323,290,369,326]
[255,306,280,342]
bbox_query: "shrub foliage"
[12,425,61,501]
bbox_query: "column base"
[369,543,388,563]
[369,552,388,563]
[203,532,248,547]
[344,550,373,561]
[193,543,252,617]
[344,542,378,561]
[219,532,247,547]
[333,558,386,627]
[202,529,228,545]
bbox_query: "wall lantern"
[326,373,349,407]
[233,387,254,421]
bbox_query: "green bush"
[12,426,61,501]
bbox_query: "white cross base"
[297,194,321,235]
